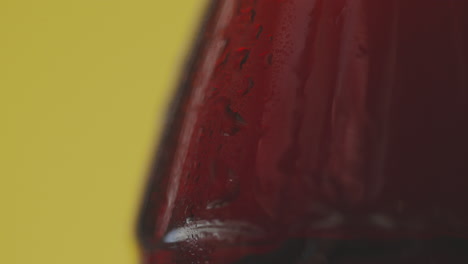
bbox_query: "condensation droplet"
[250,9,257,23]
[267,53,273,65]
[221,104,247,136]
[239,49,251,69]
[186,217,194,224]
[206,199,230,210]
[256,25,264,39]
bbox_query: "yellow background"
[0,1,207,263]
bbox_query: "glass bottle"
[138,0,468,263]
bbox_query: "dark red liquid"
[138,0,468,263]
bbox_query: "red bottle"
[138,0,468,263]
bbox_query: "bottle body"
[138,0,468,263]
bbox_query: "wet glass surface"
[138,0,468,263]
